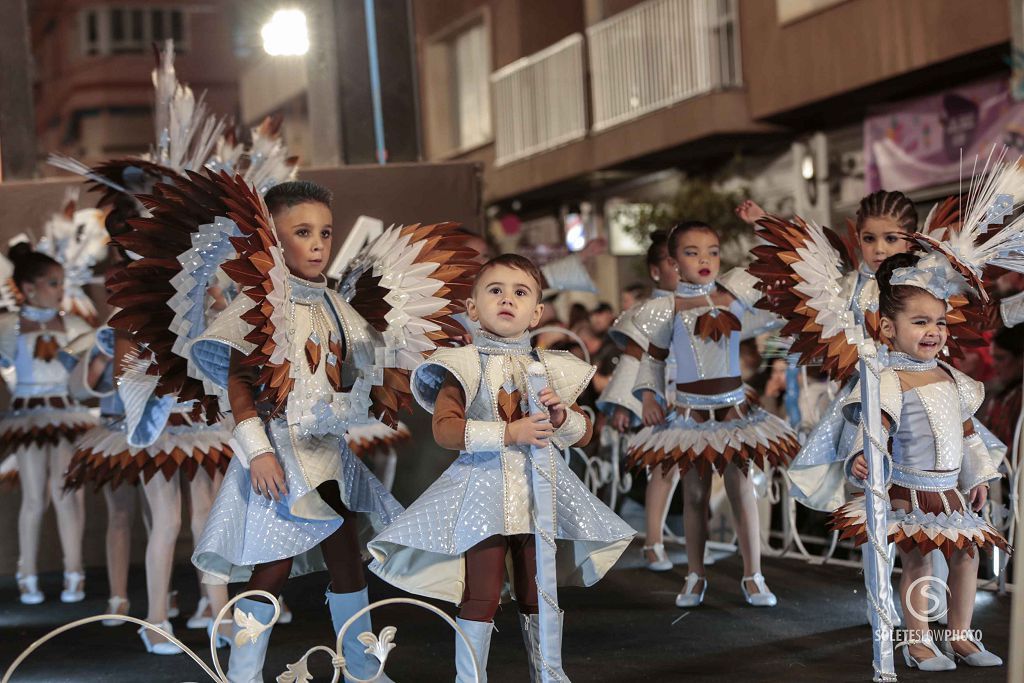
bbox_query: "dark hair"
[624,281,650,299]
[474,253,546,302]
[646,230,669,268]
[667,220,718,257]
[994,324,1024,356]
[876,252,926,318]
[8,243,61,287]
[264,180,333,216]
[856,190,918,234]
[568,303,589,328]
[591,302,614,315]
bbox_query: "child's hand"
[850,453,868,480]
[970,484,989,512]
[538,386,567,427]
[611,406,632,432]
[641,392,665,426]
[250,452,288,502]
[507,413,554,448]
[735,199,767,226]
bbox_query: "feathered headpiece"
[893,147,1024,303]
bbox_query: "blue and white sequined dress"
[187,275,403,584]
[368,332,635,604]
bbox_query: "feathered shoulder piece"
[747,215,867,382]
[336,221,478,426]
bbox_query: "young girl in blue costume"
[597,230,681,571]
[0,244,97,606]
[624,221,799,608]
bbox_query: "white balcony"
[587,0,742,131]
[491,34,587,166]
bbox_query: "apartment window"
[80,6,189,56]
[424,17,492,157]
[450,23,491,150]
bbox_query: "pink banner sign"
[865,76,1024,193]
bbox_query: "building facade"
[411,0,1014,301]
[31,0,242,164]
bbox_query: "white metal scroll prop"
[2,591,481,683]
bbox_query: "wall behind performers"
[0,161,482,575]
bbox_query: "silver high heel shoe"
[101,596,130,627]
[902,633,956,672]
[938,632,1002,667]
[643,543,673,571]
[740,573,777,607]
[674,572,706,607]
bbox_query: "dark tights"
[246,481,365,603]
[459,534,538,622]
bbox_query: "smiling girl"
[831,252,1007,671]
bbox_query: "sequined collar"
[676,281,715,297]
[651,288,673,299]
[475,329,532,356]
[858,262,876,279]
[888,351,937,372]
[288,274,327,305]
[20,305,58,323]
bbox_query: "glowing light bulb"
[261,9,310,57]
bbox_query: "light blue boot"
[520,612,569,682]
[455,617,492,683]
[227,597,276,683]
[326,588,392,682]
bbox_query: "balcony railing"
[491,34,587,166]
[587,0,742,131]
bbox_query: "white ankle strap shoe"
[675,572,707,608]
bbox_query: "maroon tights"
[459,534,538,622]
[246,481,365,603]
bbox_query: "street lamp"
[261,8,310,57]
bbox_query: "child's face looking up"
[274,201,333,281]
[466,264,544,338]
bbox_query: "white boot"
[227,597,276,683]
[455,617,492,683]
[519,612,570,682]
[326,588,392,682]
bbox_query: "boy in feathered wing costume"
[111,171,477,682]
[369,253,635,682]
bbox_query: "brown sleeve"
[623,339,644,360]
[647,343,669,361]
[228,348,260,423]
[433,375,470,451]
[112,330,136,379]
[568,404,593,447]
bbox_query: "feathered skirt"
[63,413,234,491]
[626,388,799,477]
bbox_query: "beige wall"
[739,0,1010,119]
